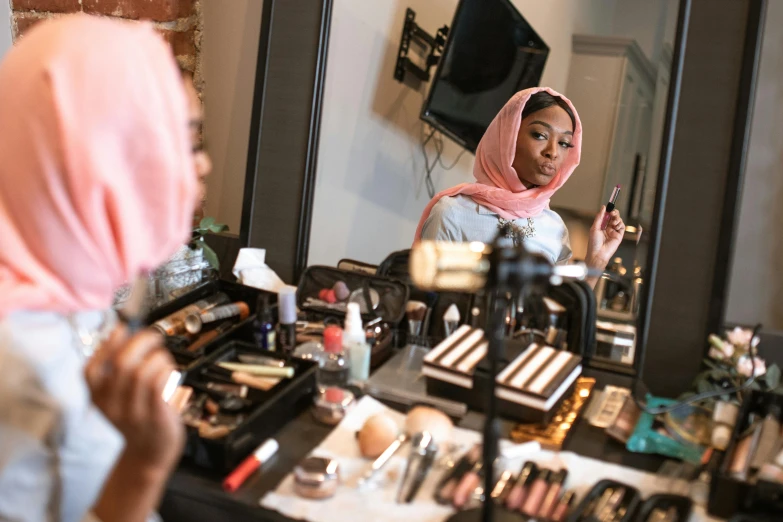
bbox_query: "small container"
[254,294,276,351]
[711,401,740,451]
[312,387,355,426]
[293,457,340,500]
[317,326,350,388]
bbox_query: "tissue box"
[423,325,582,424]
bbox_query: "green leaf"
[199,216,215,229]
[703,358,718,370]
[201,244,220,270]
[767,364,781,389]
[209,223,228,233]
[749,380,762,391]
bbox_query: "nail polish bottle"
[551,491,576,522]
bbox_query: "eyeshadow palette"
[423,325,583,424]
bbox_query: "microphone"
[409,240,598,292]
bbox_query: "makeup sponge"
[333,281,350,302]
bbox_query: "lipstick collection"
[434,448,575,521]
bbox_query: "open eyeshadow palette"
[423,325,583,424]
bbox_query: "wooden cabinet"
[551,35,656,221]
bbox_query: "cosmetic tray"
[565,479,642,522]
[146,280,273,371]
[708,390,783,519]
[423,326,582,424]
[181,340,318,472]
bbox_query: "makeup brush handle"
[231,371,279,391]
[218,362,294,378]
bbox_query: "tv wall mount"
[394,8,449,83]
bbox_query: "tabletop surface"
[160,364,664,522]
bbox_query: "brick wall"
[9,0,203,87]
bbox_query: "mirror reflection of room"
[307,0,679,369]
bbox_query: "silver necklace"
[497,217,536,246]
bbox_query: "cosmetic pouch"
[633,494,692,522]
[423,325,582,424]
[296,265,409,367]
[181,340,317,472]
[376,248,475,345]
[146,280,272,370]
[566,479,642,522]
[709,390,783,519]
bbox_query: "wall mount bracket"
[394,8,449,83]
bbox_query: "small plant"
[190,216,228,270]
[685,326,781,406]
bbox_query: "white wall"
[201,0,263,233]
[308,0,616,267]
[725,0,783,330]
[1,1,12,59]
[612,0,678,62]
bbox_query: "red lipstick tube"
[601,185,621,230]
[223,438,279,492]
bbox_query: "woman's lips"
[539,162,556,175]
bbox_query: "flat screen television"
[421,0,549,152]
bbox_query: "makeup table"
[160,368,678,522]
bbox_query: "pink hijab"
[414,87,582,241]
[0,14,198,317]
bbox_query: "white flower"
[727,327,753,349]
[709,347,726,361]
[736,355,766,378]
[722,342,735,358]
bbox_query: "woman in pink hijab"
[416,87,625,286]
[0,14,210,522]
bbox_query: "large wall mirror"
[196,0,706,383]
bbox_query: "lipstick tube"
[223,438,279,492]
[601,185,621,230]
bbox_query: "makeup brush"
[443,304,461,338]
[406,301,427,338]
[202,366,280,391]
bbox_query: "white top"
[420,195,572,265]
[0,310,122,522]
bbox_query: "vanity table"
[159,367,691,522]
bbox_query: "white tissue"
[444,303,461,322]
[232,248,287,293]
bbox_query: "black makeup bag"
[708,390,783,518]
[376,248,476,345]
[296,265,410,368]
[180,340,317,472]
[566,479,642,522]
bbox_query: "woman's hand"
[585,206,625,288]
[85,327,185,471]
[85,326,185,522]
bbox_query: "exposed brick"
[82,0,193,22]
[11,0,81,13]
[157,28,195,58]
[13,13,48,38]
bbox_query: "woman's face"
[512,105,574,189]
[183,74,211,211]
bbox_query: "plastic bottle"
[344,302,370,383]
[317,326,350,389]
[254,294,276,351]
[277,285,298,356]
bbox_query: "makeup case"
[708,390,783,519]
[422,325,583,424]
[566,479,642,522]
[181,340,318,472]
[376,248,475,345]
[146,279,273,370]
[296,265,409,368]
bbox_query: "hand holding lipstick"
[585,199,626,289]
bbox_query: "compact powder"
[294,457,340,500]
